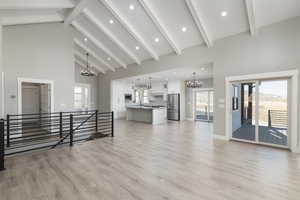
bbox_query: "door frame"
[74,83,91,110]
[192,88,214,121]
[225,70,298,152]
[18,78,54,115]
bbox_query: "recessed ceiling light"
[201,67,206,71]
[181,27,187,32]
[129,4,135,10]
[109,19,114,24]
[135,46,140,50]
[221,11,227,17]
[154,37,160,43]
[84,37,88,42]
[107,57,111,61]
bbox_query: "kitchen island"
[126,106,167,125]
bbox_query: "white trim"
[213,134,229,141]
[64,0,89,26]
[138,0,181,55]
[72,21,127,69]
[17,78,54,115]
[99,0,159,61]
[192,88,214,121]
[74,83,91,110]
[83,8,141,65]
[1,72,4,118]
[2,14,63,26]
[225,69,299,152]
[185,0,213,47]
[245,0,257,36]
[186,118,194,121]
[0,0,75,9]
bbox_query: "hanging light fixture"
[80,53,96,77]
[185,72,203,88]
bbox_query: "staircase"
[0,110,114,170]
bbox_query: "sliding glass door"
[258,80,288,146]
[231,79,289,147]
[195,90,214,122]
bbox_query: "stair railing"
[51,111,97,148]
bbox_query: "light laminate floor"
[0,120,300,200]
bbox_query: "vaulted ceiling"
[1,0,300,74]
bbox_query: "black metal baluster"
[59,112,63,138]
[95,110,98,133]
[111,112,114,137]
[70,114,73,147]
[0,119,5,171]
[6,115,10,148]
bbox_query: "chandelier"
[80,53,96,77]
[185,72,203,88]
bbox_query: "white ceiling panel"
[109,0,173,56]
[255,0,300,28]
[193,0,249,40]
[148,0,203,50]
[86,3,151,62]
[76,14,133,65]
[72,28,121,69]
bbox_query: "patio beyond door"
[195,90,214,122]
[231,79,289,147]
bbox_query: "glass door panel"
[258,80,288,146]
[195,92,209,121]
[209,91,214,121]
[232,82,256,141]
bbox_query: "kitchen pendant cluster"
[185,72,203,88]
[80,53,96,77]
[132,77,152,90]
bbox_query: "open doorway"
[21,82,51,115]
[17,78,54,136]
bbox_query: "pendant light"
[80,53,96,77]
[185,72,203,88]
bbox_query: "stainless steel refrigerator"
[167,94,180,121]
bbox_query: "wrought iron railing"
[0,110,114,171]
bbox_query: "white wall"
[98,17,300,149]
[2,23,84,114]
[0,24,3,118]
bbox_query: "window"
[232,85,239,111]
[74,84,90,110]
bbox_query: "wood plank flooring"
[0,120,300,200]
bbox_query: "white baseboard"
[213,134,229,141]
[291,148,300,153]
[186,118,194,121]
